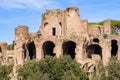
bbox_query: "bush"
[0,63,13,80]
[17,56,88,80]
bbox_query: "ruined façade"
[1,7,120,74]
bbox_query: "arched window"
[93,38,99,43]
[44,22,48,26]
[62,41,76,59]
[42,41,55,57]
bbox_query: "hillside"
[89,20,120,34]
[88,20,120,26]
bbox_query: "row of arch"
[22,39,118,60]
[41,41,76,59]
[23,41,76,60]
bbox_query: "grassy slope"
[88,20,120,26]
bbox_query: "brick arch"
[86,44,102,59]
[62,40,76,59]
[39,38,61,58]
[22,42,36,60]
[41,38,58,46]
[93,38,99,43]
[42,40,56,57]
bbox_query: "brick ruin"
[1,7,120,76]
[0,41,14,65]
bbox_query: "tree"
[17,56,88,80]
[7,44,14,50]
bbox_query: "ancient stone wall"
[13,7,119,68]
[40,9,63,37]
[88,25,103,37]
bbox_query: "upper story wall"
[88,25,103,37]
[40,9,63,37]
[88,19,111,37]
[39,7,89,39]
[65,7,88,38]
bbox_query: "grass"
[88,19,120,26]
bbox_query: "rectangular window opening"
[52,28,56,36]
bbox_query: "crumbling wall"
[104,19,111,35]
[14,26,29,65]
[65,7,88,38]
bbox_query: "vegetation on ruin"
[103,33,108,38]
[17,56,88,80]
[89,20,120,26]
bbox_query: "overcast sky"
[0,0,120,44]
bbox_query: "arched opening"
[62,41,76,59]
[59,22,62,27]
[44,22,48,26]
[27,42,36,60]
[93,38,99,43]
[86,44,102,59]
[42,41,55,57]
[111,40,118,57]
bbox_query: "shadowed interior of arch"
[86,44,102,59]
[27,42,36,59]
[62,41,76,59]
[93,38,99,43]
[22,42,36,60]
[111,40,118,57]
[42,41,56,57]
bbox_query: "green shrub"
[17,56,88,80]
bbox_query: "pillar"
[35,42,43,60]
[101,39,111,65]
[55,41,62,57]
[75,41,84,63]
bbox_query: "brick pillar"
[101,39,111,65]
[55,41,62,57]
[14,42,24,65]
[75,41,84,63]
[35,42,43,60]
